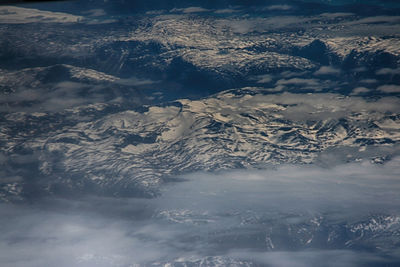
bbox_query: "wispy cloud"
[84,9,106,17]
[351,86,370,95]
[0,66,154,113]
[265,5,293,11]
[276,78,320,86]
[376,68,400,75]
[377,84,400,93]
[314,66,340,76]
[145,10,165,15]
[214,8,240,14]
[170,7,209,14]
[252,74,273,84]
[0,81,105,112]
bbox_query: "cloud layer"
[1,159,399,266]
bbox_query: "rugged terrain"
[0,2,400,266]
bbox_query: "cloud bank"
[1,159,399,266]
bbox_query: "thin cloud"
[170,7,209,14]
[251,74,273,84]
[276,78,320,86]
[145,10,165,15]
[351,86,370,95]
[377,84,400,93]
[266,5,293,11]
[359,79,378,84]
[314,66,340,76]
[0,66,153,112]
[84,9,106,17]
[214,8,240,14]
[376,68,400,75]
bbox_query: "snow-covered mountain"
[1,9,399,97]
[1,2,400,266]
[1,88,399,201]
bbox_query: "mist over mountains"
[0,0,399,266]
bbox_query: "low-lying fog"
[1,158,400,267]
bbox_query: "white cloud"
[145,10,165,15]
[170,7,209,14]
[84,9,106,17]
[214,8,240,14]
[253,74,273,84]
[378,84,400,93]
[376,68,400,75]
[351,87,370,95]
[276,78,320,86]
[281,71,308,78]
[1,158,399,266]
[0,66,155,113]
[85,19,117,25]
[266,5,293,11]
[0,6,83,24]
[217,16,311,34]
[236,92,400,121]
[0,202,173,267]
[0,80,102,112]
[228,250,380,267]
[314,66,340,76]
[359,79,377,84]
[319,12,354,18]
[352,16,400,25]
[116,77,156,86]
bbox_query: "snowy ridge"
[1,8,400,201]
[1,12,400,88]
[124,14,400,75]
[3,89,396,198]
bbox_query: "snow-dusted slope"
[1,6,400,201]
[2,88,398,200]
[2,11,400,88]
